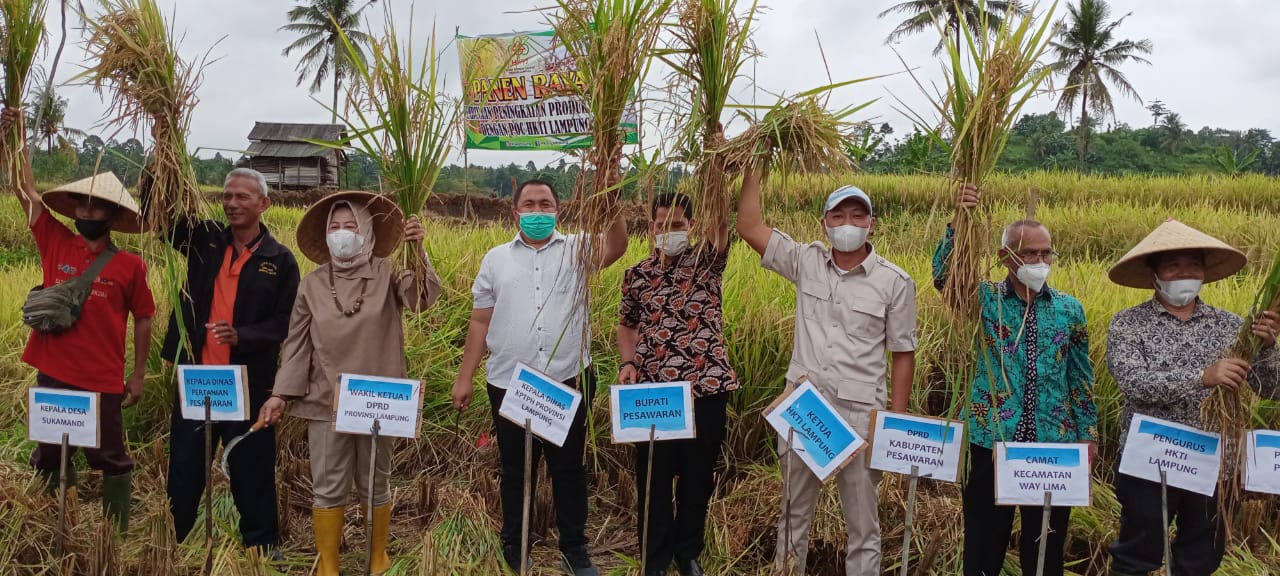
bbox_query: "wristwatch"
[619,360,639,371]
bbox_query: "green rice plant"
[320,4,458,278]
[658,0,757,242]
[898,0,1058,315]
[0,0,48,207]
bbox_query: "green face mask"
[519,212,557,241]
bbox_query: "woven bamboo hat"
[1109,218,1246,289]
[297,191,403,265]
[41,172,144,233]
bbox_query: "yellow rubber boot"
[370,503,392,574]
[313,507,344,576]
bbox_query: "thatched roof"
[243,122,344,159]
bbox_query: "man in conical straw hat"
[1106,218,1280,576]
[1,107,156,535]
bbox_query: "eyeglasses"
[1013,250,1059,263]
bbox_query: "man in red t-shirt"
[3,108,155,534]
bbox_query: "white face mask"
[1155,277,1202,307]
[326,229,365,260]
[655,231,690,257]
[826,224,869,253]
[1016,263,1051,292]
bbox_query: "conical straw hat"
[41,172,144,233]
[297,191,404,265]
[1109,219,1246,289]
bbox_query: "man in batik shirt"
[618,192,736,576]
[1106,219,1280,576]
[933,185,1098,576]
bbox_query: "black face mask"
[74,219,111,241]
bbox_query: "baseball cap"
[824,185,873,215]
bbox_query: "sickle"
[220,421,265,476]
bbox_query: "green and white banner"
[457,30,638,151]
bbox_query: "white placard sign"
[1118,413,1221,497]
[1243,429,1280,496]
[333,374,423,438]
[177,365,249,421]
[994,442,1092,507]
[764,379,866,482]
[609,382,695,443]
[867,410,966,483]
[498,363,583,447]
[27,388,100,448]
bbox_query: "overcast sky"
[41,0,1280,167]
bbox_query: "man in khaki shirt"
[737,164,917,575]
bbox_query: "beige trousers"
[308,421,393,509]
[774,391,882,576]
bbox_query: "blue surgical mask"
[519,212,557,242]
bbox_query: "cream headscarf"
[327,200,376,274]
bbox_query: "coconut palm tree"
[279,0,374,122]
[879,0,1028,55]
[26,87,84,152]
[1049,0,1152,172]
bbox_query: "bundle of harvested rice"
[724,91,869,178]
[1,0,48,196]
[324,5,457,275]
[660,0,757,242]
[550,0,672,232]
[1203,247,1280,536]
[901,1,1058,317]
[77,0,205,235]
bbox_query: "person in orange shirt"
[140,167,300,558]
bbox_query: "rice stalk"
[898,0,1058,317]
[895,2,1058,444]
[549,0,671,228]
[0,0,48,206]
[723,88,873,181]
[659,0,757,244]
[319,3,457,280]
[77,0,206,235]
[1203,246,1280,537]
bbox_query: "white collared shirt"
[472,230,592,388]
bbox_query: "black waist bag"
[22,244,118,333]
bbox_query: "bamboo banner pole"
[899,465,920,576]
[521,418,533,576]
[639,424,656,575]
[366,419,381,576]
[56,432,69,556]
[203,395,213,575]
[1035,491,1052,576]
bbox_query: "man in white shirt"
[452,178,628,576]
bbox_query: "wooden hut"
[236,122,346,190]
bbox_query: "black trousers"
[1109,471,1225,576]
[635,393,729,570]
[487,368,596,554]
[167,388,278,547]
[963,444,1072,576]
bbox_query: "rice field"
[0,171,1279,574]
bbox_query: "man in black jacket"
[141,167,299,555]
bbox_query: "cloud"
[38,0,1280,167]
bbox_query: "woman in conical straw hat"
[256,191,441,575]
[1,107,155,535]
[1105,218,1280,576]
